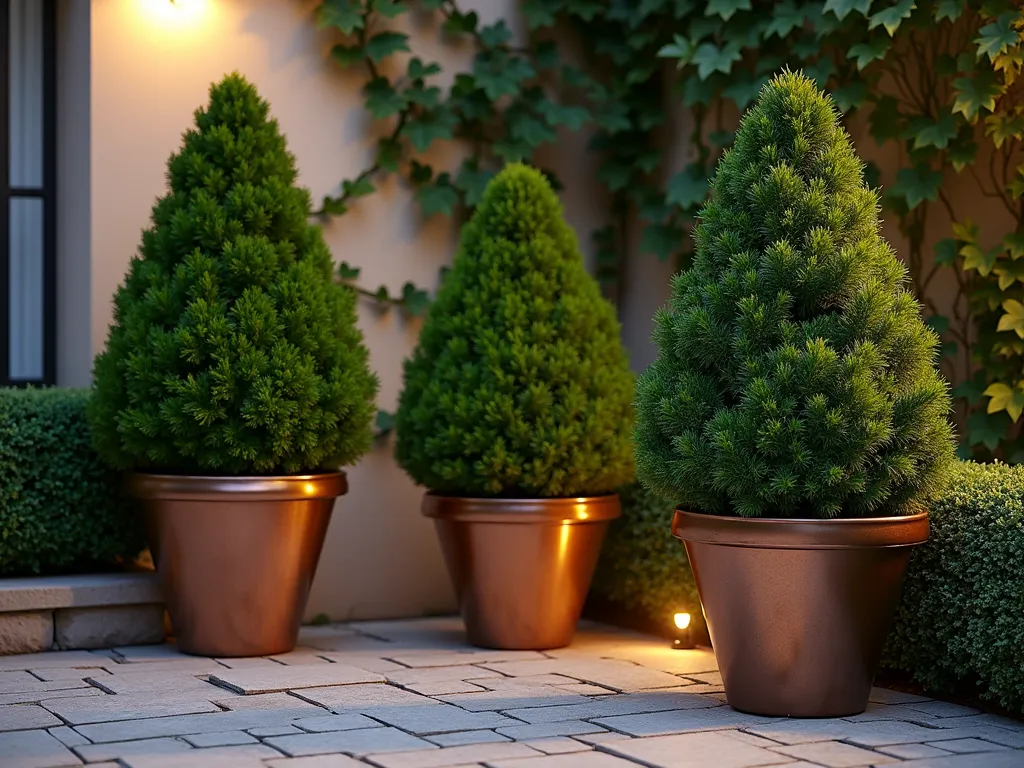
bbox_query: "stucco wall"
[67,0,1005,620]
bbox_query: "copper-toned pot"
[673,509,929,717]
[424,493,620,650]
[128,472,345,658]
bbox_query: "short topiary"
[395,163,634,497]
[884,460,1024,713]
[635,71,954,518]
[89,73,378,475]
[1,388,144,576]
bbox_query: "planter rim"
[127,471,347,502]
[672,508,929,550]
[422,492,621,523]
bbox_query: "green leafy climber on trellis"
[311,0,1024,461]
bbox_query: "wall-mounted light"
[141,0,209,27]
[672,612,694,650]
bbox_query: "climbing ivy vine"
[314,0,1024,459]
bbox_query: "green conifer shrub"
[89,74,378,475]
[395,164,634,497]
[635,71,954,518]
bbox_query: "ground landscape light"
[673,612,694,650]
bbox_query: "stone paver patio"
[1,618,1021,768]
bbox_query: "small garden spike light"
[672,612,693,650]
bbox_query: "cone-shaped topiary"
[635,71,954,519]
[89,73,378,475]
[395,163,634,497]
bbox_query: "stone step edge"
[0,572,163,613]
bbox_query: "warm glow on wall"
[141,0,210,28]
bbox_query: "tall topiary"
[395,163,634,497]
[89,74,378,475]
[635,71,954,519]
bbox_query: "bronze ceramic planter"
[673,509,929,717]
[128,472,345,658]
[424,493,621,650]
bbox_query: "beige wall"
[67,0,997,620]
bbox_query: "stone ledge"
[0,573,162,613]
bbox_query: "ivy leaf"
[640,222,683,261]
[961,243,1000,276]
[888,165,942,210]
[658,34,697,63]
[508,110,557,147]
[1005,233,1024,260]
[1010,166,1024,199]
[994,259,1024,290]
[405,83,441,109]
[804,58,836,88]
[374,0,405,16]
[493,138,534,163]
[416,174,458,217]
[952,218,978,243]
[365,32,410,62]
[479,20,513,47]
[934,238,958,266]
[400,282,431,317]
[832,81,869,111]
[377,137,401,172]
[849,37,891,69]
[925,314,949,334]
[342,176,375,198]
[984,381,1024,421]
[764,1,805,37]
[953,70,1003,122]
[331,44,364,68]
[401,109,457,153]
[966,409,1011,450]
[953,371,989,405]
[317,0,363,34]
[998,300,1024,338]
[911,113,958,150]
[691,42,742,79]
[532,41,559,71]
[473,53,535,100]
[948,135,979,172]
[320,196,348,215]
[868,96,904,145]
[443,9,478,34]
[375,410,396,436]
[539,102,590,131]
[934,0,963,22]
[454,161,495,207]
[723,76,768,109]
[522,0,556,29]
[338,261,361,280]
[823,0,872,20]
[868,0,916,37]
[984,111,1024,149]
[408,58,442,79]
[409,160,433,184]
[708,129,734,147]
[363,77,407,119]
[704,0,752,21]
[976,12,1020,61]
[666,164,710,209]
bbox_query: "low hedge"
[884,459,1024,713]
[0,388,145,576]
[590,482,700,631]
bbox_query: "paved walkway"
[1,618,1021,768]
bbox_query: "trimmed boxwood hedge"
[590,482,700,628]
[884,460,1024,713]
[0,388,145,576]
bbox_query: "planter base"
[424,494,620,650]
[673,509,929,717]
[131,473,344,658]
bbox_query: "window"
[2,0,55,385]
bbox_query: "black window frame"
[1,0,57,386]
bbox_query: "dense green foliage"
[314,0,1024,461]
[89,74,378,475]
[885,460,1024,714]
[591,482,698,623]
[635,73,954,518]
[0,388,144,576]
[395,164,634,497]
